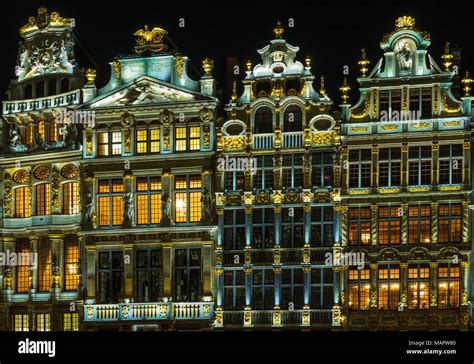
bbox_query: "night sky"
[1,0,473,104]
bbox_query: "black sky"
[1,0,473,104]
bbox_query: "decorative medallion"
[33,165,50,180]
[61,164,79,179]
[12,169,29,184]
[121,112,135,127]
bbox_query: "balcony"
[83,302,214,322]
[2,89,81,115]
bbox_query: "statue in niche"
[123,192,134,225]
[396,40,413,73]
[85,193,95,224]
[201,187,213,220]
[34,132,52,151]
[8,124,27,152]
[161,189,172,220]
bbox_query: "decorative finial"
[339,78,351,104]
[462,70,473,97]
[246,59,253,72]
[85,68,97,85]
[133,25,168,54]
[231,80,238,102]
[305,55,311,68]
[358,49,370,77]
[441,42,454,72]
[395,16,415,29]
[112,57,121,82]
[319,76,326,96]
[202,58,214,75]
[274,21,284,39]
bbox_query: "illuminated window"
[136,129,147,154]
[408,264,430,309]
[223,209,246,250]
[378,148,401,187]
[98,131,109,156]
[150,129,160,153]
[439,144,463,185]
[348,149,371,188]
[49,118,57,142]
[35,183,51,216]
[189,126,200,151]
[311,206,334,247]
[348,268,370,310]
[282,154,304,189]
[38,241,51,292]
[310,268,334,309]
[62,182,80,214]
[36,313,51,331]
[224,270,245,310]
[253,155,274,189]
[98,179,123,226]
[281,268,304,309]
[348,207,371,245]
[38,120,45,138]
[439,203,462,244]
[174,248,201,302]
[408,204,431,244]
[408,146,431,185]
[16,240,30,293]
[312,152,333,188]
[174,175,201,223]
[251,268,274,310]
[378,206,401,245]
[281,207,303,248]
[63,313,79,331]
[136,177,162,225]
[438,264,460,309]
[25,123,33,145]
[283,105,303,132]
[64,237,79,291]
[15,186,31,218]
[13,314,29,331]
[175,126,187,152]
[111,131,122,155]
[252,207,275,249]
[378,265,400,310]
[135,249,162,302]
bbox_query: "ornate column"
[401,202,408,245]
[216,207,224,247]
[461,260,469,307]
[333,265,342,306]
[431,201,438,244]
[341,146,348,190]
[244,205,252,246]
[201,168,213,224]
[161,168,172,227]
[83,172,96,230]
[370,263,378,311]
[303,204,311,246]
[429,261,438,310]
[29,236,39,297]
[202,241,213,298]
[49,234,64,297]
[340,205,349,247]
[463,141,470,188]
[370,204,378,246]
[215,247,223,308]
[273,245,281,309]
[273,150,282,190]
[161,243,172,299]
[371,144,378,190]
[85,243,97,301]
[400,262,408,312]
[244,152,253,192]
[432,141,439,187]
[401,143,409,189]
[122,170,134,228]
[462,200,469,245]
[303,149,312,189]
[123,243,134,299]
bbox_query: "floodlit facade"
[0,9,473,332]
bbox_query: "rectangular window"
[281,268,304,310]
[16,240,30,293]
[252,208,275,249]
[224,170,245,191]
[14,186,31,218]
[135,249,162,302]
[189,126,201,151]
[175,126,187,152]
[136,129,148,154]
[439,144,463,185]
[348,149,371,188]
[438,203,462,244]
[136,177,162,225]
[409,88,432,119]
[63,182,80,214]
[174,175,201,223]
[35,183,51,215]
[223,270,246,310]
[348,268,370,310]
[13,314,29,331]
[282,154,304,189]
[408,204,431,244]
[408,146,431,185]
[224,209,246,250]
[98,251,124,303]
[348,207,371,245]
[36,313,51,332]
[38,241,51,292]
[254,155,274,190]
[281,207,304,248]
[111,131,122,155]
[311,206,334,247]
[136,128,161,154]
[378,206,401,245]
[98,179,124,226]
[252,269,274,310]
[378,148,401,187]
[312,152,333,187]
[438,264,460,309]
[64,237,79,291]
[408,265,430,309]
[63,313,79,331]
[98,131,109,156]
[378,265,400,310]
[310,268,333,309]
[174,248,201,302]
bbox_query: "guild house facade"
[0,8,472,332]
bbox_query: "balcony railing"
[282,132,303,148]
[83,302,214,322]
[252,133,274,149]
[2,89,81,115]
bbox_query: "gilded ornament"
[33,165,50,180]
[133,25,168,54]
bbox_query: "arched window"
[36,81,45,98]
[48,78,57,96]
[60,78,69,93]
[62,182,80,214]
[14,186,31,218]
[35,183,51,216]
[25,123,33,145]
[49,118,57,142]
[283,105,303,132]
[254,107,273,134]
